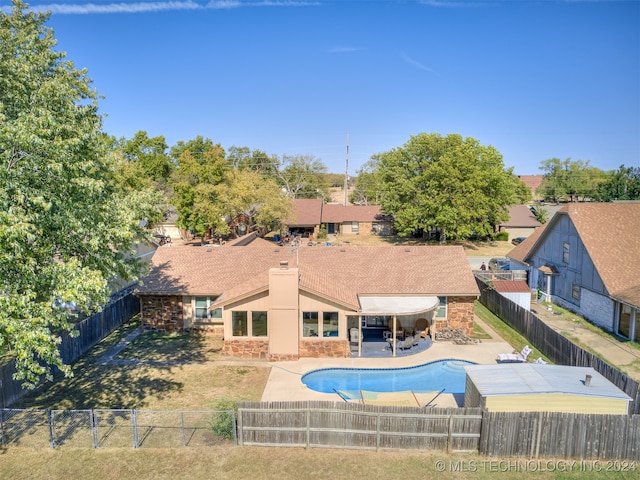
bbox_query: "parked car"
[511,236,526,246]
[489,258,510,271]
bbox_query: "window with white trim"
[232,311,248,336]
[194,296,222,320]
[435,297,447,319]
[352,221,359,233]
[563,242,570,264]
[303,311,318,337]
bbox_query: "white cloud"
[15,0,319,15]
[401,52,433,73]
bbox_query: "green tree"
[276,154,329,199]
[116,131,173,185]
[350,154,384,205]
[217,169,293,237]
[171,143,229,239]
[377,133,515,241]
[595,165,640,201]
[0,2,158,387]
[226,146,278,176]
[538,158,602,202]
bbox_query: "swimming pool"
[301,359,475,394]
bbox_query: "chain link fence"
[0,408,236,448]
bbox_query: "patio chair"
[349,328,360,348]
[496,345,533,363]
[398,335,414,351]
[414,318,430,340]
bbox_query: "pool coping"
[261,329,514,408]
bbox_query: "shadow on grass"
[117,331,222,363]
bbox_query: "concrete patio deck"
[261,317,513,408]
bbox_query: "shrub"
[495,231,509,241]
[210,397,237,440]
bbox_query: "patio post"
[392,315,397,357]
[358,314,362,357]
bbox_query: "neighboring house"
[321,203,393,236]
[286,199,393,237]
[135,239,480,360]
[498,205,541,240]
[286,198,324,237]
[507,203,640,341]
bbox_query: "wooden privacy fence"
[481,411,640,460]
[0,288,139,407]
[237,401,482,452]
[476,277,640,415]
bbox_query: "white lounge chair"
[497,345,533,363]
[534,357,547,364]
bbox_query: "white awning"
[358,296,440,315]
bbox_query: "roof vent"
[280,260,288,269]
[584,374,592,387]
[340,247,346,252]
[404,248,411,253]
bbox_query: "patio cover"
[358,295,439,315]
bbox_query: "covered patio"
[349,295,439,358]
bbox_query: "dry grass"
[322,234,514,257]
[12,323,270,411]
[0,447,622,480]
[3,320,625,480]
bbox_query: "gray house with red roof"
[136,237,479,360]
[507,203,640,341]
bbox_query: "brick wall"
[221,338,351,360]
[140,295,183,332]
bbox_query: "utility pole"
[344,133,349,206]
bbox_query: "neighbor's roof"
[321,204,387,223]
[464,364,632,401]
[287,198,323,226]
[517,175,544,195]
[136,243,480,311]
[492,280,531,293]
[500,205,541,228]
[508,203,640,306]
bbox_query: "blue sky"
[6,0,640,175]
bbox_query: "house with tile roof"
[507,203,640,341]
[136,238,480,360]
[286,199,393,238]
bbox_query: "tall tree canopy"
[595,165,640,201]
[377,133,516,241]
[537,158,604,202]
[276,154,329,199]
[350,154,384,206]
[0,2,159,387]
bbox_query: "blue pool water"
[301,359,474,394]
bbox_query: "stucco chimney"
[280,260,288,269]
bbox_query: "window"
[232,311,248,336]
[252,311,268,337]
[194,297,208,320]
[352,221,359,233]
[194,296,221,320]
[303,312,318,337]
[572,284,580,301]
[323,312,339,337]
[563,242,570,264]
[435,297,447,319]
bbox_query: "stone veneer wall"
[222,339,269,359]
[221,339,351,360]
[433,296,475,336]
[299,339,351,358]
[140,295,183,332]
